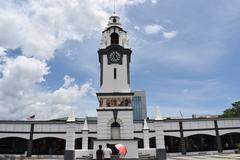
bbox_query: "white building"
[0,15,240,160]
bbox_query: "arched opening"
[185,134,217,152]
[149,137,156,148]
[164,136,181,153]
[0,137,27,154]
[88,137,97,149]
[221,132,240,150]
[111,33,119,45]
[75,138,82,149]
[32,137,65,155]
[134,137,144,148]
[111,122,120,139]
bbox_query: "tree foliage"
[220,101,240,118]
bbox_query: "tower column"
[143,130,150,149]
[143,119,150,149]
[64,112,76,160]
[82,131,88,150]
[82,119,89,150]
[179,121,186,155]
[214,120,222,153]
[27,123,34,157]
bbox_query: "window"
[111,33,119,45]
[114,68,117,79]
[111,122,120,139]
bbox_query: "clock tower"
[95,15,138,159]
[98,15,131,93]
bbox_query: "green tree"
[220,101,240,118]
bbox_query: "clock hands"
[110,51,120,62]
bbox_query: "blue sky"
[0,0,240,119]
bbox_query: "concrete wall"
[75,149,93,158]
[0,117,240,157]
[100,54,130,92]
[162,118,240,137]
[97,109,134,139]
[182,120,214,130]
[138,148,156,157]
[218,119,240,135]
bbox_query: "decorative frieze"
[98,97,132,107]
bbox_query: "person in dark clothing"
[96,145,104,160]
[111,145,119,160]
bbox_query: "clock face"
[109,51,121,63]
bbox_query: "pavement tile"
[169,153,240,160]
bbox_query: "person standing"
[96,145,104,160]
[103,143,112,160]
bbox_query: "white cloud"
[143,24,178,39]
[143,24,164,34]
[0,0,145,61]
[151,0,158,4]
[0,47,7,57]
[0,56,49,97]
[0,0,148,120]
[163,31,178,39]
[0,56,97,120]
[116,0,146,5]
[134,25,141,31]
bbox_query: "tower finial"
[113,0,116,15]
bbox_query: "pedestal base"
[64,150,75,160]
[156,149,166,160]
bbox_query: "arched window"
[0,137,27,154]
[111,33,119,45]
[221,133,240,150]
[75,138,82,149]
[111,122,120,139]
[33,137,65,155]
[164,136,181,153]
[185,134,217,152]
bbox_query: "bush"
[237,144,240,151]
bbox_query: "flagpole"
[179,111,183,119]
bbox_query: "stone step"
[139,154,156,160]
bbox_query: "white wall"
[218,119,240,128]
[0,133,29,139]
[97,109,134,139]
[163,122,179,130]
[184,130,216,137]
[100,55,130,92]
[164,132,180,138]
[75,150,93,158]
[219,129,240,136]
[0,123,30,132]
[34,123,66,132]
[138,148,156,157]
[182,120,214,130]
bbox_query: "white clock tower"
[98,15,131,93]
[94,15,138,159]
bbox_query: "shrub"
[237,144,240,151]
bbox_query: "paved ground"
[1,153,240,160]
[168,153,240,160]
